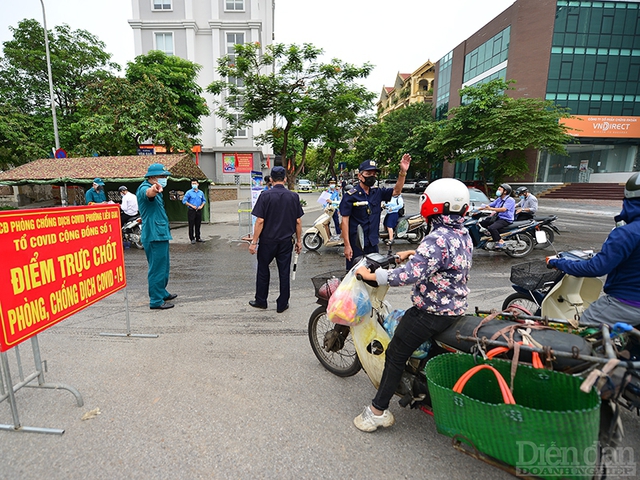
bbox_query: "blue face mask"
[191,184,198,190]
[495,189,502,197]
[519,195,524,201]
[157,178,168,187]
[329,185,335,190]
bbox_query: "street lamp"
[39,0,60,150]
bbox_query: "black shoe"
[164,293,178,301]
[249,300,267,309]
[196,238,205,243]
[150,302,174,310]
[277,304,289,313]
[191,240,196,244]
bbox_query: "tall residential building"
[129,0,275,183]
[433,0,640,184]
[377,61,435,118]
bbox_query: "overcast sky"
[1,0,516,94]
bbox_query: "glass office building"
[434,0,640,183]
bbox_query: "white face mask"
[157,178,168,187]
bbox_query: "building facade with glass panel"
[433,0,640,184]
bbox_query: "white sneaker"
[353,405,395,432]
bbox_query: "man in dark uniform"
[340,155,411,270]
[248,166,304,313]
[137,163,177,310]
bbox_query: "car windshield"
[468,188,489,203]
[299,180,311,184]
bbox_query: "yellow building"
[377,60,435,118]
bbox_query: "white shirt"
[121,192,139,216]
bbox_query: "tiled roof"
[0,154,208,184]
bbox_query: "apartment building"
[129,0,275,183]
[431,0,640,183]
[377,60,435,117]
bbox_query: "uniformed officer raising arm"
[136,163,178,310]
[340,154,411,270]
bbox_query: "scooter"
[302,203,343,251]
[464,211,539,258]
[379,210,429,245]
[122,214,143,249]
[309,251,640,448]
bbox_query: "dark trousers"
[121,212,136,227]
[188,208,202,241]
[332,210,341,235]
[372,307,455,411]
[346,242,379,271]
[144,241,171,308]
[516,212,534,221]
[481,217,511,242]
[255,241,293,311]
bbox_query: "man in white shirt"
[119,186,139,226]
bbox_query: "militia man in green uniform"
[136,163,177,310]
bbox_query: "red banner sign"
[0,205,126,352]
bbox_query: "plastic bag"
[327,261,372,326]
[383,309,432,359]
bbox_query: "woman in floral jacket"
[353,179,473,433]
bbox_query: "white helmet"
[419,178,470,218]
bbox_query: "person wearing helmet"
[352,178,473,432]
[118,186,139,227]
[479,183,515,249]
[548,173,640,356]
[85,178,107,205]
[514,186,538,220]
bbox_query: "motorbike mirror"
[357,224,365,251]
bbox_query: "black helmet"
[515,186,528,196]
[624,172,640,199]
[118,186,127,192]
[500,183,512,196]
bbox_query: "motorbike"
[379,210,429,245]
[464,211,540,258]
[309,251,640,454]
[302,203,343,251]
[122,214,143,249]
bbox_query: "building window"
[226,32,245,87]
[153,0,172,10]
[154,33,174,55]
[225,0,244,11]
[463,26,510,83]
[230,114,246,138]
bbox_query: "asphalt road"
[1,195,637,480]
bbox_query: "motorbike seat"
[533,215,556,222]
[498,220,532,232]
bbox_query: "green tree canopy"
[428,79,573,185]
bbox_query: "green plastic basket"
[425,353,601,479]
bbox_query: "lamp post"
[40,0,60,150]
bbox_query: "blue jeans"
[372,307,456,411]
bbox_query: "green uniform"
[85,188,106,204]
[136,180,173,308]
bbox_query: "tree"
[0,19,118,161]
[428,79,573,186]
[207,42,373,184]
[72,76,195,156]
[126,51,209,139]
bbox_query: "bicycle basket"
[311,270,345,300]
[510,261,563,291]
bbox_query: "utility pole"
[40,0,60,150]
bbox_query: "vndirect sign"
[0,205,125,352]
[561,115,640,138]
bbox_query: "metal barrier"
[0,336,83,435]
[238,201,252,239]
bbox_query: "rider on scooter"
[353,178,473,432]
[548,172,640,359]
[479,183,515,249]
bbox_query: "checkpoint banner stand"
[0,205,128,434]
[99,286,158,339]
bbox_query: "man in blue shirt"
[137,163,177,310]
[479,183,515,250]
[182,178,207,244]
[85,178,107,204]
[339,155,411,270]
[248,166,304,313]
[326,178,341,235]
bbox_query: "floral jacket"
[375,214,473,316]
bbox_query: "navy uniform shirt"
[340,184,394,247]
[252,184,304,243]
[136,180,173,244]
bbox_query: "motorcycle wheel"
[130,226,144,249]
[533,225,555,250]
[308,305,361,377]
[505,233,534,258]
[303,232,323,251]
[407,226,425,244]
[501,293,540,316]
